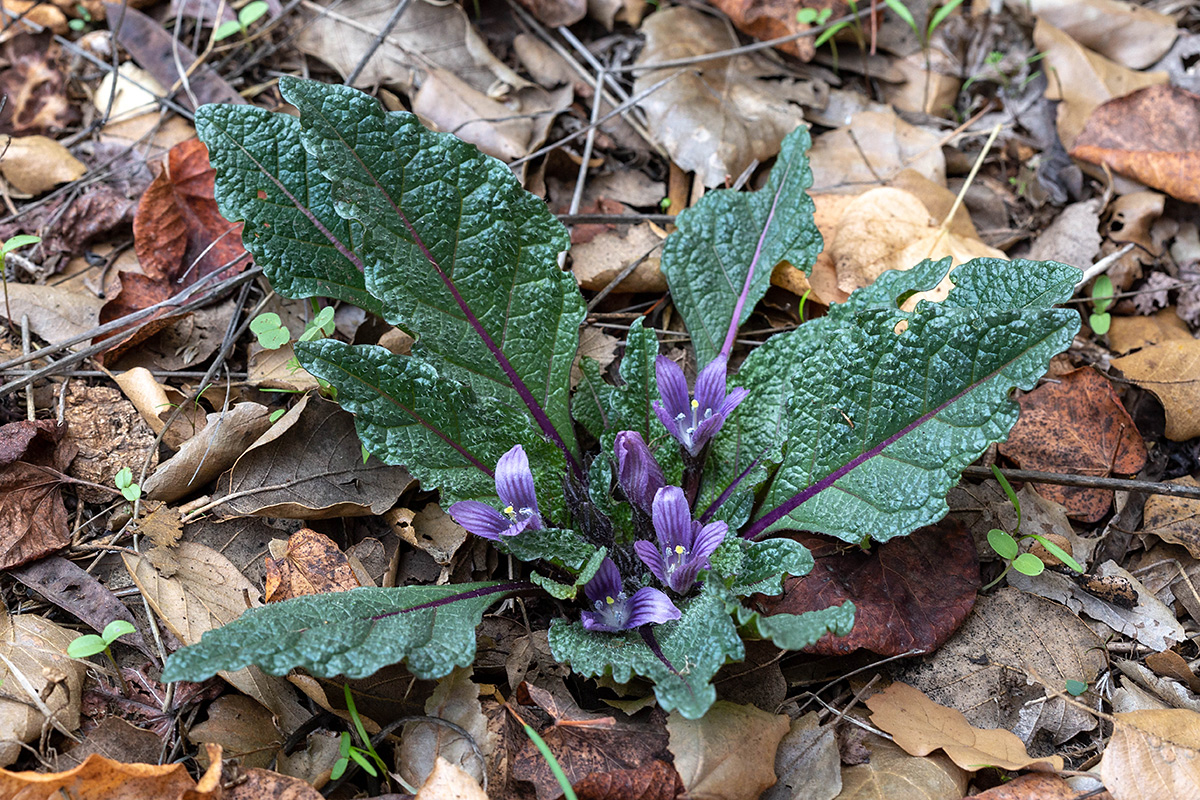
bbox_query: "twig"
[345,0,414,85]
[1075,243,1136,289]
[567,68,606,217]
[962,465,1200,500]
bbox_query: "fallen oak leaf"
[866,682,1064,772]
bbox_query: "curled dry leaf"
[999,367,1147,521]
[0,747,224,799]
[1143,476,1200,559]
[1029,0,1178,70]
[0,612,86,768]
[225,767,325,800]
[633,6,814,188]
[399,667,493,789]
[866,682,1064,772]
[706,0,846,62]
[667,701,788,800]
[264,528,361,603]
[143,402,272,503]
[1072,85,1200,204]
[0,419,74,572]
[1112,337,1200,441]
[0,135,86,195]
[1099,710,1200,800]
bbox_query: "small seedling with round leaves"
[1090,274,1114,335]
[114,466,142,502]
[214,0,270,41]
[250,312,291,350]
[68,619,136,693]
[1065,679,1088,696]
[982,465,1085,590]
[298,305,336,343]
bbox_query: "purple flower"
[654,355,749,455]
[614,431,664,515]
[449,445,543,540]
[581,557,681,632]
[633,486,727,594]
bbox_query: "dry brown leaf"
[837,732,968,800]
[0,746,223,800]
[113,367,208,451]
[0,420,73,572]
[0,612,86,767]
[0,0,67,41]
[0,283,104,348]
[1107,308,1191,354]
[866,682,1063,772]
[808,110,946,193]
[829,187,1005,297]
[1099,710,1200,800]
[771,193,854,305]
[0,135,86,195]
[706,0,845,62]
[1029,0,1178,70]
[1112,338,1200,441]
[667,701,788,800]
[122,542,309,731]
[633,6,814,188]
[399,667,493,789]
[187,695,282,770]
[264,528,361,602]
[226,766,325,800]
[1072,85,1200,204]
[62,384,158,503]
[414,757,487,799]
[512,0,584,26]
[1026,199,1103,269]
[572,222,667,293]
[1144,649,1200,694]
[966,772,1079,800]
[762,712,840,800]
[143,402,272,502]
[1034,19,1168,148]
[294,0,526,93]
[1143,476,1200,559]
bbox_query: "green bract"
[160,78,1081,719]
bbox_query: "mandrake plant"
[160,77,1081,719]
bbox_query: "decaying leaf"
[1107,307,1191,354]
[264,528,361,602]
[808,110,946,192]
[706,0,846,62]
[762,712,840,800]
[999,367,1147,521]
[0,420,74,572]
[836,732,969,799]
[866,681,1063,772]
[399,667,493,789]
[1112,337,1200,440]
[414,758,487,800]
[633,6,814,187]
[186,695,282,770]
[1029,0,1178,70]
[62,384,158,503]
[143,402,272,503]
[1099,710,1200,800]
[1072,84,1200,204]
[0,35,80,134]
[667,701,788,800]
[0,134,86,195]
[0,612,86,767]
[1142,476,1200,559]
[0,746,224,799]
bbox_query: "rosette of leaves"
[160,78,1081,719]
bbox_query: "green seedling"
[214,0,270,41]
[298,305,336,343]
[332,685,389,782]
[250,312,291,349]
[1065,679,1088,696]
[658,197,671,212]
[1090,275,1114,335]
[114,466,142,502]
[68,620,136,694]
[2,234,40,332]
[68,4,93,30]
[982,465,1084,590]
[796,6,833,26]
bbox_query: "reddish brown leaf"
[1071,84,1200,204]
[0,420,75,571]
[0,34,80,135]
[571,760,685,800]
[0,185,136,266]
[97,139,251,358]
[756,519,979,657]
[998,367,1147,521]
[706,0,852,61]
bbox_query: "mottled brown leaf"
[706,0,848,62]
[0,420,75,571]
[571,759,685,800]
[756,519,979,656]
[0,34,80,135]
[1072,85,1200,204]
[264,528,360,603]
[999,367,1146,521]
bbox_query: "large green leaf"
[296,341,563,509]
[661,126,821,366]
[279,77,584,454]
[749,258,1080,542]
[196,104,383,315]
[161,583,517,683]
[732,601,856,651]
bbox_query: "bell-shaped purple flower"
[653,355,749,455]
[633,486,727,594]
[614,431,664,516]
[449,445,543,540]
[581,557,681,632]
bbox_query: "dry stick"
[1075,243,1135,289]
[586,240,664,312]
[557,213,675,225]
[567,68,606,217]
[21,315,33,420]
[554,23,646,127]
[345,0,415,85]
[961,465,1200,501]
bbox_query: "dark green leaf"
[731,600,855,651]
[724,539,813,597]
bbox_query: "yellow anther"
[690,399,700,409]
[674,544,686,555]
[504,505,514,515]
[605,596,616,605]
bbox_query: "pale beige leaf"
[399,667,493,789]
[1143,476,1200,559]
[836,733,968,800]
[0,135,86,195]
[867,682,1063,772]
[1099,710,1200,800]
[808,110,945,193]
[762,713,840,800]
[143,403,272,503]
[0,283,104,345]
[1112,338,1200,441]
[415,757,488,800]
[668,701,789,800]
[1028,0,1179,70]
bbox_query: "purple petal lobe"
[655,356,690,417]
[449,501,511,540]
[624,588,681,627]
[583,557,623,605]
[495,445,537,509]
[633,540,668,584]
[694,356,728,413]
[652,486,693,550]
[615,431,665,514]
[693,521,729,560]
[719,386,750,417]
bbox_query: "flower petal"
[495,445,538,517]
[692,414,726,452]
[615,431,665,514]
[655,356,691,418]
[583,557,623,605]
[694,356,729,413]
[692,521,729,560]
[448,500,511,540]
[718,385,750,418]
[624,587,682,627]
[653,402,680,440]
[633,540,667,585]
[652,486,693,550]
[581,610,621,632]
